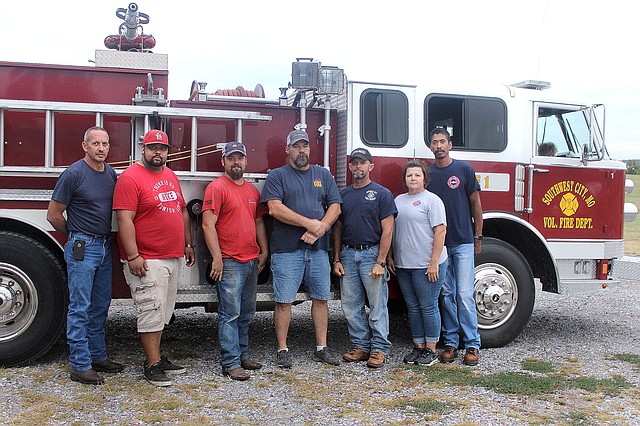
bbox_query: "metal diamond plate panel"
[612,255,640,280]
[94,50,168,71]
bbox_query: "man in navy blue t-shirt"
[428,127,483,367]
[261,129,342,368]
[47,126,121,385]
[331,148,397,368]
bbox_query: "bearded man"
[260,130,343,368]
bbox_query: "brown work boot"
[366,351,386,368]
[70,368,104,385]
[463,347,479,366]
[439,345,458,363]
[342,348,370,362]
[223,367,250,381]
[240,358,263,370]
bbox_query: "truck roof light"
[318,66,345,95]
[291,60,320,90]
[291,59,345,95]
[511,80,551,90]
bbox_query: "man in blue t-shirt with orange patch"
[261,129,342,368]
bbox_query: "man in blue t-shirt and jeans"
[331,148,397,368]
[47,126,122,385]
[428,127,484,366]
[261,129,342,368]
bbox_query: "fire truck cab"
[347,78,635,348]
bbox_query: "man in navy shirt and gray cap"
[331,147,397,368]
[261,129,342,368]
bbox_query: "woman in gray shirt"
[387,160,448,366]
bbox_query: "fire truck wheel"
[474,238,535,348]
[0,231,67,367]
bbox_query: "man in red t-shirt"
[202,141,268,381]
[113,130,195,387]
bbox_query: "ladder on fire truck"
[0,98,272,173]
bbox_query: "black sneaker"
[313,347,341,366]
[276,350,292,369]
[144,362,173,387]
[158,356,186,375]
[403,347,422,364]
[414,348,438,366]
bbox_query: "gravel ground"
[2,279,639,425]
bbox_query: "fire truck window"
[536,107,587,157]
[425,95,506,151]
[360,90,408,147]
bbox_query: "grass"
[624,174,640,254]
[393,396,458,416]
[401,359,633,397]
[612,353,640,371]
[522,358,556,374]
[5,354,638,426]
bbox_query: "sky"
[3,0,640,160]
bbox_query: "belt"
[68,231,111,241]
[343,244,376,250]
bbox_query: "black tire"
[474,238,535,348]
[0,231,67,366]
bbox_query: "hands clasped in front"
[300,219,330,245]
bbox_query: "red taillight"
[596,259,609,280]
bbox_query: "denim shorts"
[271,249,331,303]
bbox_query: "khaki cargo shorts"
[122,258,180,333]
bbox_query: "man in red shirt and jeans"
[113,130,195,387]
[202,142,268,380]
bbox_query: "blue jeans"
[216,258,259,370]
[340,246,391,354]
[64,231,112,372]
[396,261,448,345]
[271,249,331,303]
[441,243,481,349]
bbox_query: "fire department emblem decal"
[559,193,579,216]
[365,190,377,201]
[447,176,460,189]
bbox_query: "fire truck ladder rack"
[0,98,272,174]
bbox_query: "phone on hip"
[73,239,86,260]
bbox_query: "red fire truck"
[0,4,636,366]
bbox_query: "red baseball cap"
[143,130,170,146]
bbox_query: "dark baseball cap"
[222,141,247,157]
[350,148,372,162]
[286,129,309,145]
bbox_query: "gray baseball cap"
[350,148,372,162]
[222,141,247,157]
[286,129,310,145]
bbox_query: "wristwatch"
[474,235,483,241]
[185,243,195,248]
[375,261,386,267]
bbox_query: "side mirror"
[581,144,589,166]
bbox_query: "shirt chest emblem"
[447,175,461,189]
